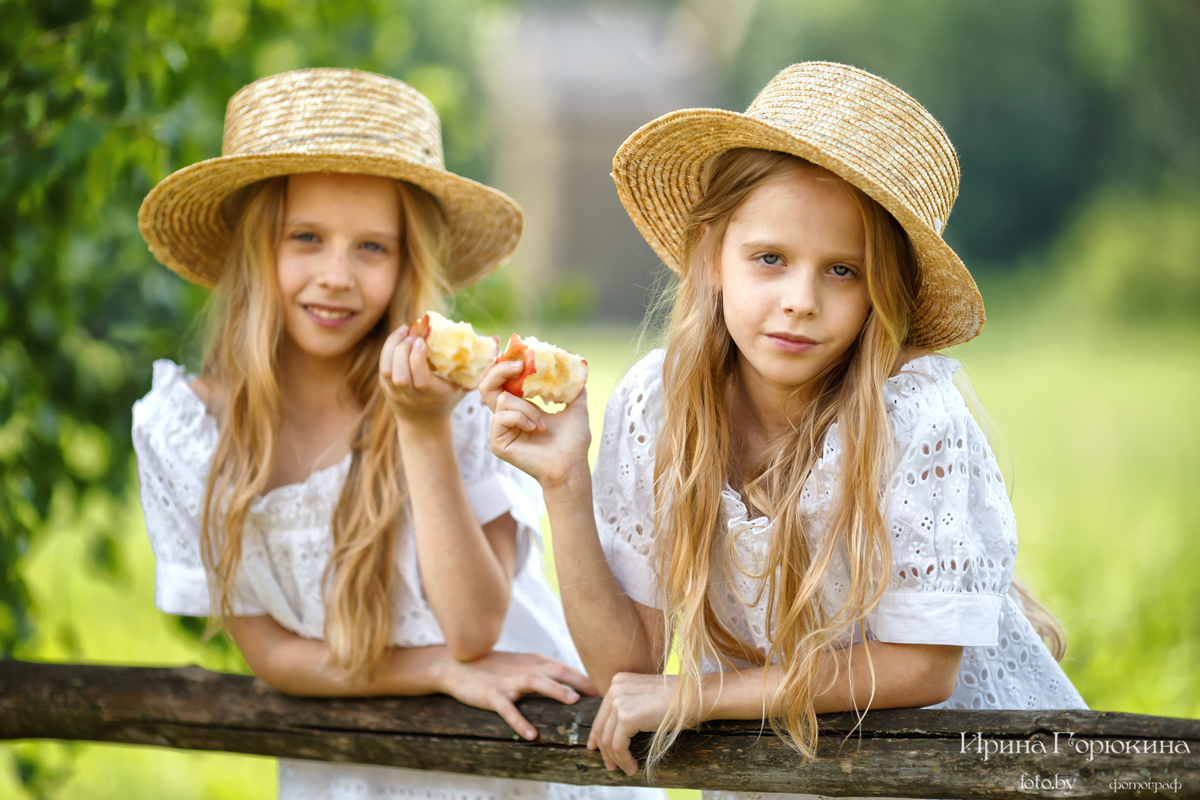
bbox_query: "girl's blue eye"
[760,253,781,266]
[831,264,854,277]
[294,232,317,243]
[362,241,384,253]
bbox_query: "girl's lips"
[766,334,818,353]
[302,304,357,328]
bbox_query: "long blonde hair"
[649,149,1063,766]
[198,175,449,682]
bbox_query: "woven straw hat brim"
[612,108,984,351]
[138,152,522,291]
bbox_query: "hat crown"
[221,68,445,171]
[745,62,959,235]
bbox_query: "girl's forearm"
[700,642,963,721]
[398,417,512,661]
[544,469,664,692]
[228,615,449,697]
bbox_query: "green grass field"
[4,304,1198,798]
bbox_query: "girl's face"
[717,167,870,400]
[275,172,403,362]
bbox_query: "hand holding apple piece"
[479,347,592,493]
[407,310,500,390]
[495,334,588,406]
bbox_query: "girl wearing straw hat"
[483,62,1087,790]
[133,68,662,800]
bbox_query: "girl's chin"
[282,329,363,362]
[739,353,825,392]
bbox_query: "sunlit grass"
[950,306,1200,718]
[4,306,1197,798]
[1,490,276,798]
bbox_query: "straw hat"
[611,62,983,350]
[139,68,521,290]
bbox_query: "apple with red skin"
[409,313,500,352]
[498,333,538,397]
[408,313,431,339]
[495,333,587,404]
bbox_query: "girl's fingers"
[488,691,537,741]
[521,673,581,705]
[391,337,415,387]
[591,707,614,771]
[380,328,403,377]
[547,664,598,697]
[610,726,637,776]
[496,392,545,429]
[590,694,616,771]
[495,407,542,433]
[409,337,433,390]
[479,359,523,400]
[587,696,607,751]
[600,702,622,771]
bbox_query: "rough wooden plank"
[1,660,1197,799]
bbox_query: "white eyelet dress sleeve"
[871,356,1087,711]
[132,360,265,617]
[593,350,667,610]
[867,355,1015,646]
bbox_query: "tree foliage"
[0,0,506,656]
[731,0,1200,266]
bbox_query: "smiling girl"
[482,62,1087,794]
[132,69,660,800]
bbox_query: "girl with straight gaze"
[482,62,1087,795]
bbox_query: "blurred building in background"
[481,2,755,320]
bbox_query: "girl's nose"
[781,269,821,317]
[316,249,353,290]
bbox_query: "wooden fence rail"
[1,661,1196,798]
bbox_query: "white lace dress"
[133,360,664,800]
[594,350,1087,800]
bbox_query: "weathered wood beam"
[1,660,1196,798]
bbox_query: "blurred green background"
[2,0,1198,796]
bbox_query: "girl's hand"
[476,357,525,413]
[480,360,592,492]
[588,672,675,776]
[379,327,463,423]
[438,650,598,741]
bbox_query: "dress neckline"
[715,353,955,529]
[169,362,353,504]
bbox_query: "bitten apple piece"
[407,311,499,390]
[497,334,588,405]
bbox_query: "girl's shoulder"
[622,348,668,392]
[605,348,668,417]
[133,359,203,421]
[597,349,667,454]
[883,352,970,443]
[132,360,219,467]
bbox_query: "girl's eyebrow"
[284,219,400,241]
[738,239,864,261]
[359,230,401,242]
